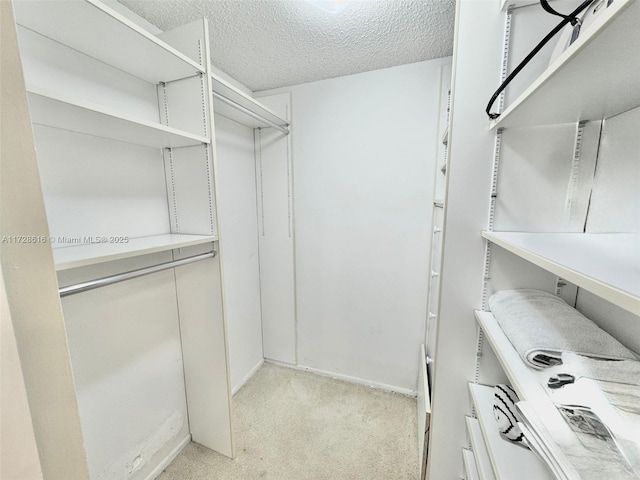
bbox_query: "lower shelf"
[466,417,495,480]
[468,383,554,480]
[474,310,577,444]
[462,448,480,480]
[475,309,640,478]
[53,233,218,270]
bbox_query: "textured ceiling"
[118,0,455,92]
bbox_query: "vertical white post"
[0,2,89,478]
[159,18,234,457]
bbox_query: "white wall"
[258,58,450,392]
[214,115,264,392]
[59,258,190,480]
[253,93,297,365]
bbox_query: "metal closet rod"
[212,91,290,135]
[59,251,215,298]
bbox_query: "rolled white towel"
[488,289,639,369]
[493,384,528,448]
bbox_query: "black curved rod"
[485,0,595,121]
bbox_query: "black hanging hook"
[485,0,596,121]
[540,0,582,26]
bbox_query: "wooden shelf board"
[469,383,554,480]
[482,232,640,316]
[13,0,203,83]
[54,234,217,271]
[492,0,639,128]
[463,448,480,480]
[28,87,209,148]
[211,74,289,130]
[466,417,496,480]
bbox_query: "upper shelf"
[483,232,640,316]
[54,234,217,271]
[492,0,639,129]
[28,87,209,148]
[211,74,289,133]
[13,0,204,83]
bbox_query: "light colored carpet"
[158,363,418,479]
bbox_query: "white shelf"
[463,449,480,480]
[482,232,640,316]
[27,87,209,148]
[474,311,577,443]
[13,0,203,83]
[53,234,217,271]
[466,417,496,480]
[468,383,554,480]
[211,74,289,131]
[492,0,640,128]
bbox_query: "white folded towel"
[489,289,639,369]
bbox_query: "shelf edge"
[87,0,205,76]
[491,0,636,129]
[482,231,640,316]
[27,86,210,147]
[54,234,218,271]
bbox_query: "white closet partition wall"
[425,61,452,392]
[11,2,234,477]
[427,2,507,478]
[0,266,45,480]
[214,114,264,393]
[1,3,88,477]
[255,93,297,365]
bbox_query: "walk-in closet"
[1,0,638,479]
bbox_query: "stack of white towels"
[488,289,640,480]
